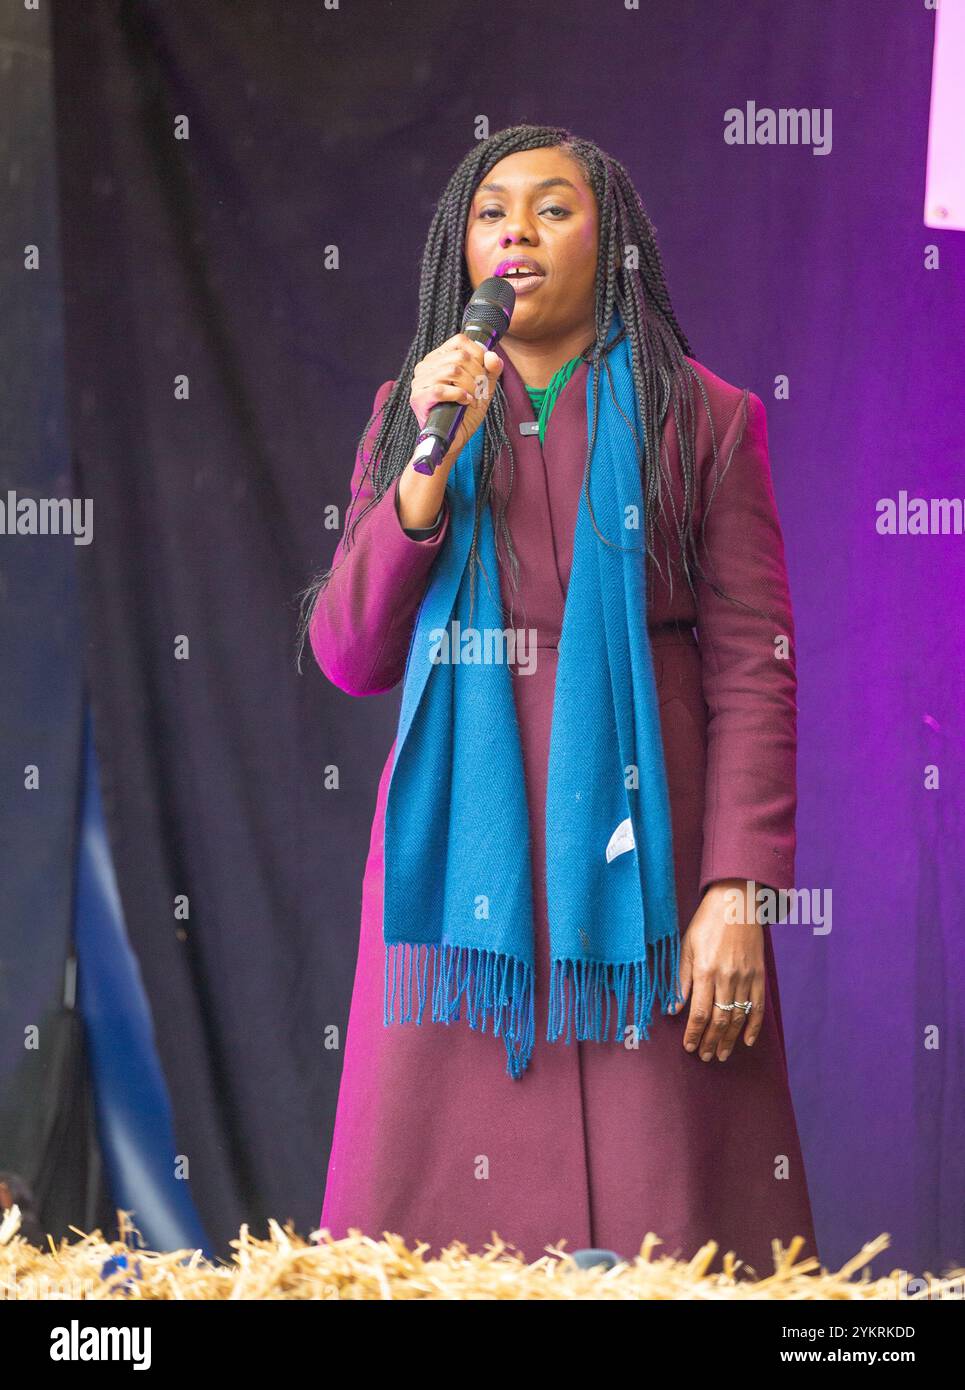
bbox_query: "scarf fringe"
[384,942,536,1078]
[547,930,683,1046]
[383,930,683,1078]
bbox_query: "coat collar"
[492,339,591,446]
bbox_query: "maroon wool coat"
[309,341,818,1273]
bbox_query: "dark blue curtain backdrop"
[39,0,963,1270]
[0,0,112,1244]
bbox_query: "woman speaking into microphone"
[296,123,817,1272]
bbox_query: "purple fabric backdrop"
[50,0,964,1272]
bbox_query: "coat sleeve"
[695,388,797,898]
[308,378,451,696]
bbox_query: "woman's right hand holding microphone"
[397,334,504,530]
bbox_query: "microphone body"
[410,276,516,476]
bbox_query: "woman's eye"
[477,205,571,220]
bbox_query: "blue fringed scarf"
[382,311,682,1078]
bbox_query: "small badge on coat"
[519,421,540,436]
[605,816,636,862]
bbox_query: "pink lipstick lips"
[495,256,546,295]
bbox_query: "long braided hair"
[294,123,764,671]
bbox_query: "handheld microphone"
[410,275,516,476]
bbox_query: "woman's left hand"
[671,878,765,1061]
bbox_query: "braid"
[295,123,768,670]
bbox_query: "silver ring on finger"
[714,1000,736,1011]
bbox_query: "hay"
[1,1204,962,1300]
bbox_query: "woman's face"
[463,146,599,344]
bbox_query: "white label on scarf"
[605,816,636,863]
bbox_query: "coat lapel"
[491,342,591,616]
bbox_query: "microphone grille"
[462,275,516,338]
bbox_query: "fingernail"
[701,1051,712,1061]
[684,1042,696,1051]
[718,1050,730,1061]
